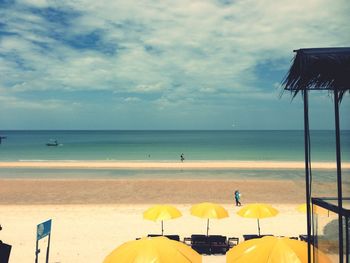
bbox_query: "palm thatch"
[282,47,350,101]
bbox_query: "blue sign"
[37,219,52,240]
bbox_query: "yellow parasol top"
[143,205,182,235]
[143,205,182,221]
[237,203,279,236]
[237,203,279,219]
[226,236,331,263]
[297,203,333,216]
[190,202,229,219]
[104,236,202,263]
[190,202,229,236]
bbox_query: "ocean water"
[0,130,349,182]
[0,167,347,183]
[0,130,349,162]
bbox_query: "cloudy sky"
[0,0,349,130]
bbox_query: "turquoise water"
[0,167,347,181]
[0,130,349,162]
[0,130,349,181]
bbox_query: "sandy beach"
[0,161,343,262]
[1,203,329,263]
[0,178,340,263]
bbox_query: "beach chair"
[242,234,260,241]
[190,235,211,255]
[208,235,229,254]
[299,234,315,244]
[165,235,180,241]
[228,237,239,248]
[299,234,307,241]
[0,242,11,263]
[183,236,192,245]
[147,234,162,237]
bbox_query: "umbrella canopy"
[237,203,279,235]
[104,236,201,263]
[226,236,331,263]
[190,202,229,236]
[282,47,350,100]
[143,205,182,235]
[297,203,332,216]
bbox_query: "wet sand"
[0,178,310,205]
[0,160,349,169]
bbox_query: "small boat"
[46,140,59,146]
[0,136,7,144]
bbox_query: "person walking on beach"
[180,153,185,162]
[234,190,242,206]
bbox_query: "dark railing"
[312,197,350,263]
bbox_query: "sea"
[0,130,349,182]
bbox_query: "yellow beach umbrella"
[104,236,202,263]
[226,236,331,263]
[297,203,332,216]
[237,203,278,235]
[190,202,229,236]
[143,205,182,235]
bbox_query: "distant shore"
[0,160,349,169]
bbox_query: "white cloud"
[0,0,349,128]
[20,0,50,8]
[123,97,141,102]
[133,83,164,93]
[2,0,349,96]
[0,95,77,110]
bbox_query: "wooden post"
[303,90,312,263]
[161,220,164,236]
[35,239,39,263]
[206,219,209,236]
[45,233,51,263]
[334,89,344,263]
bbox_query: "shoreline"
[1,160,349,169]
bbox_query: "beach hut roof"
[282,47,350,100]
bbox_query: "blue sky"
[0,0,349,130]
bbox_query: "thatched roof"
[282,47,350,100]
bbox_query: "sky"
[0,0,349,130]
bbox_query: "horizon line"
[1,129,349,132]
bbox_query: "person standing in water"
[180,153,185,162]
[234,190,242,206]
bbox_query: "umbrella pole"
[257,219,260,236]
[207,219,210,236]
[161,220,164,235]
